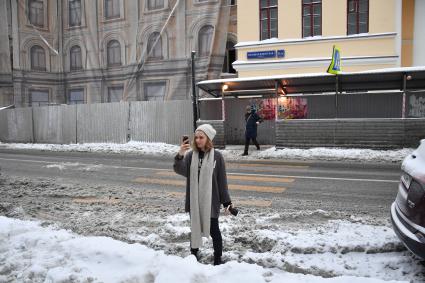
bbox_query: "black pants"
[191,218,222,257]
[244,137,260,154]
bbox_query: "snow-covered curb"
[0,141,413,163]
[0,141,180,156]
[0,216,408,283]
[222,146,413,163]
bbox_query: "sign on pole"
[327,45,342,75]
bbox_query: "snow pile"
[0,141,413,163]
[0,141,180,156]
[0,216,407,283]
[127,212,422,282]
[223,146,414,163]
[231,220,414,280]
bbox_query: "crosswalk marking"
[227,175,295,183]
[228,163,309,169]
[132,177,286,193]
[228,184,285,193]
[133,177,184,187]
[236,199,272,207]
[156,171,295,183]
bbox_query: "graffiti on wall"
[248,98,276,120]
[408,94,425,118]
[278,97,308,119]
[246,97,308,120]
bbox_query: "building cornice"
[235,32,398,49]
[233,55,399,71]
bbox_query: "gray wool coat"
[173,149,231,218]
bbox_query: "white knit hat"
[195,124,216,141]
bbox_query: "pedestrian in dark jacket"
[173,123,233,266]
[243,106,263,156]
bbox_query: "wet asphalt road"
[0,148,402,220]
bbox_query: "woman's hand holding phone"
[179,135,190,156]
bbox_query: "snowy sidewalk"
[0,216,408,283]
[0,141,414,163]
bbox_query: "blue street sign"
[247,49,285,59]
[247,50,276,59]
[277,49,285,58]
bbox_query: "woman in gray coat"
[173,123,233,266]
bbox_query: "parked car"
[391,139,425,259]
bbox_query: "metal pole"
[275,80,279,121]
[191,51,198,132]
[335,75,339,118]
[402,74,407,119]
[221,88,225,121]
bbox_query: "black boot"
[191,248,200,261]
[214,254,223,266]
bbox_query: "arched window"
[70,45,82,71]
[29,0,44,27]
[30,45,46,71]
[107,40,121,66]
[147,32,163,60]
[222,40,236,74]
[198,25,214,57]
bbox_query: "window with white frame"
[30,89,49,106]
[108,85,123,102]
[68,89,85,104]
[30,45,46,71]
[144,82,166,101]
[198,25,214,57]
[69,0,82,27]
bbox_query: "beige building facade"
[235,0,425,77]
[0,0,237,107]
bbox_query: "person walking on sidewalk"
[173,124,233,266]
[243,106,263,156]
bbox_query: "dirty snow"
[0,174,424,282]
[0,141,414,163]
[0,216,411,283]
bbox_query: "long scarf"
[189,148,214,249]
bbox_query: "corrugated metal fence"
[0,101,193,145]
[0,107,33,143]
[129,100,193,144]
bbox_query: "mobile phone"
[182,135,189,144]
